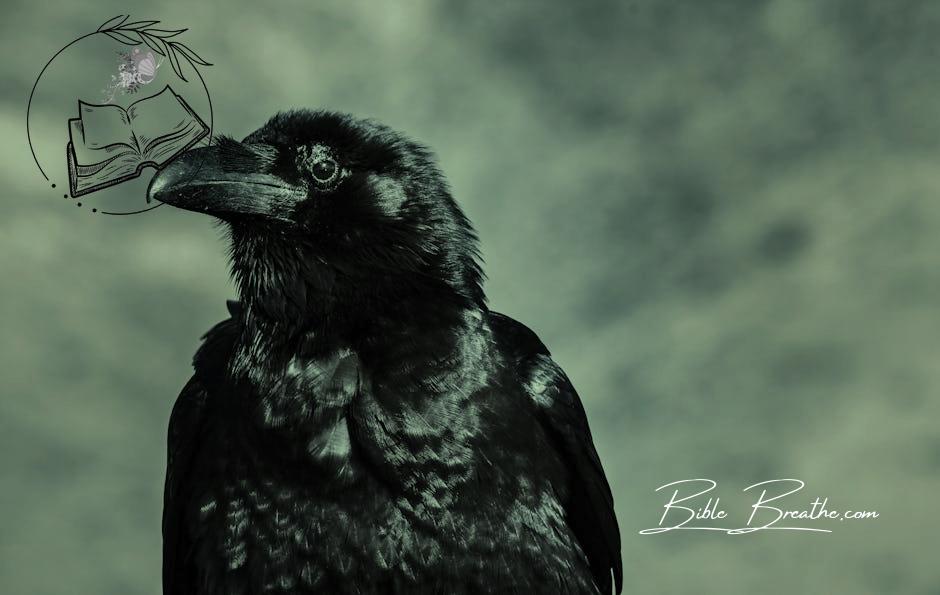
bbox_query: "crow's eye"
[311,157,338,184]
[298,144,342,189]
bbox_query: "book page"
[68,118,140,194]
[127,86,206,155]
[69,118,137,168]
[70,151,142,194]
[141,119,208,166]
[77,101,138,152]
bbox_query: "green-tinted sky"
[3,1,939,593]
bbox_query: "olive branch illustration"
[97,15,212,82]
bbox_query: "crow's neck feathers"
[226,206,485,348]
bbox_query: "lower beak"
[147,145,305,221]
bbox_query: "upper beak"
[147,145,305,221]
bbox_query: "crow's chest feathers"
[233,344,363,475]
[226,318,494,499]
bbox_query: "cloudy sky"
[3,1,939,593]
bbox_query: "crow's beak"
[147,145,305,221]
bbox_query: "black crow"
[148,111,622,594]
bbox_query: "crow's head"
[149,111,484,328]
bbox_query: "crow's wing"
[163,375,209,595]
[489,311,623,595]
[164,304,240,595]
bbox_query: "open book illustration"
[67,85,209,197]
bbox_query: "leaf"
[102,30,142,46]
[97,17,210,81]
[171,42,212,66]
[97,14,128,32]
[122,20,160,30]
[147,28,188,39]
[166,45,187,82]
[178,53,203,75]
[139,32,166,56]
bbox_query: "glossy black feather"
[161,111,622,594]
[164,306,241,595]
[488,313,623,594]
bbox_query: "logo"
[639,478,880,535]
[26,15,214,215]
